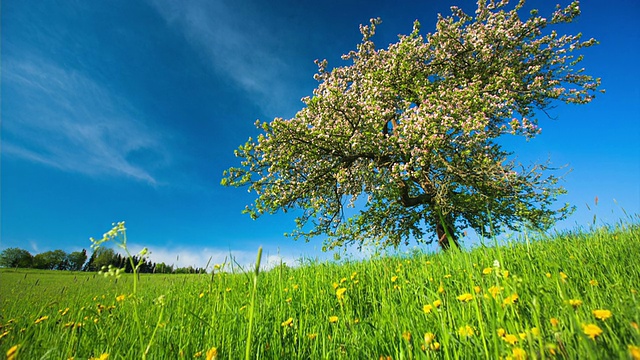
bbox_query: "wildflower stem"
[245,246,263,360]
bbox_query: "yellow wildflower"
[559,272,568,281]
[89,354,109,360]
[550,318,559,327]
[199,293,205,299]
[502,270,509,278]
[502,334,518,345]
[194,351,203,358]
[458,325,474,337]
[350,272,357,280]
[629,345,640,360]
[437,284,445,294]
[589,279,599,286]
[336,287,347,301]
[582,323,603,340]
[512,347,526,360]
[402,331,412,342]
[488,285,502,298]
[424,332,435,344]
[285,297,292,303]
[423,304,433,314]
[444,274,452,279]
[0,331,9,340]
[503,293,519,306]
[116,294,126,302]
[281,317,293,327]
[430,342,440,351]
[292,284,299,290]
[308,333,318,340]
[329,316,338,323]
[568,299,583,308]
[432,299,442,308]
[545,272,552,278]
[332,282,339,290]
[497,328,506,337]
[474,286,481,294]
[482,267,492,275]
[6,345,19,360]
[391,276,398,283]
[354,318,360,324]
[457,293,474,302]
[632,322,638,331]
[206,347,217,360]
[592,309,612,321]
[35,315,49,324]
[531,327,540,337]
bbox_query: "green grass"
[1,222,639,359]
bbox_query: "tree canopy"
[222,0,601,251]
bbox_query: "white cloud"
[3,57,170,184]
[127,243,304,272]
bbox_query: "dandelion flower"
[458,325,474,338]
[457,293,474,302]
[89,354,109,360]
[206,347,217,360]
[391,276,398,283]
[308,333,318,340]
[6,345,19,360]
[329,316,338,323]
[592,309,612,321]
[482,267,492,275]
[488,285,502,298]
[497,328,506,337]
[281,317,293,327]
[503,293,519,306]
[402,331,412,342]
[437,284,445,294]
[582,323,603,340]
[424,332,435,344]
[550,318,559,327]
[629,345,640,360]
[35,315,49,324]
[423,304,433,314]
[432,299,442,308]
[568,299,583,308]
[336,287,347,300]
[430,342,440,351]
[511,347,526,360]
[545,272,552,278]
[589,279,599,286]
[474,286,481,294]
[502,334,518,345]
[560,272,568,281]
[531,327,540,337]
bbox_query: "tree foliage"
[222,0,601,250]
[0,248,33,268]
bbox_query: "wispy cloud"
[147,0,306,116]
[3,57,170,184]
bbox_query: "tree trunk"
[436,221,460,250]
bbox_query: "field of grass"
[1,222,639,359]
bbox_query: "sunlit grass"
[1,221,638,359]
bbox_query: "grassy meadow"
[1,222,639,359]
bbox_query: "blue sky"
[2,0,639,269]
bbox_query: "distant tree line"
[0,247,206,274]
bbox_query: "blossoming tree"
[222,0,601,251]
